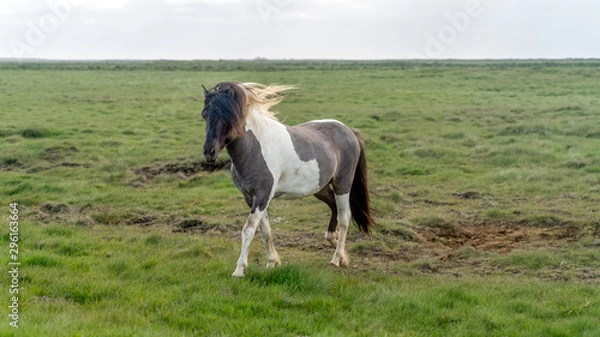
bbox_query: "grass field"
[1,60,600,336]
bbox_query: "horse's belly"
[276,191,312,200]
[274,160,321,199]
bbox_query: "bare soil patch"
[172,219,238,233]
[134,158,230,180]
[1,157,27,171]
[40,145,79,161]
[418,222,585,253]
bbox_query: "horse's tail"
[350,130,376,235]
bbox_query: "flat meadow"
[1,60,599,336]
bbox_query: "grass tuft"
[44,225,74,237]
[145,234,162,245]
[23,254,61,267]
[527,214,568,227]
[492,250,562,270]
[397,166,432,176]
[55,282,116,304]
[20,127,53,138]
[247,264,329,294]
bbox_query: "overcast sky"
[1,0,599,60]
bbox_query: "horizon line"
[1,57,600,63]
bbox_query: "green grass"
[2,222,599,337]
[1,60,600,336]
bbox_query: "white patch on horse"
[245,107,321,200]
[330,193,350,267]
[310,119,344,124]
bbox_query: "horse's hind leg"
[330,193,350,268]
[314,186,338,247]
[258,212,281,268]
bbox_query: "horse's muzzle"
[203,145,218,162]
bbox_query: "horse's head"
[201,82,247,162]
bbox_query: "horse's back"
[288,119,360,159]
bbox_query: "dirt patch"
[172,219,238,233]
[176,219,205,229]
[58,162,90,168]
[2,159,89,172]
[41,203,70,214]
[1,157,27,171]
[453,191,483,199]
[130,215,157,227]
[40,145,79,161]
[36,203,166,228]
[417,223,574,253]
[134,159,230,180]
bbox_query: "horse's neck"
[226,134,256,167]
[244,107,286,143]
[226,108,284,166]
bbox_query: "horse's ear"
[227,87,236,98]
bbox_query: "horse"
[201,82,375,277]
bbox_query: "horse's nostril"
[204,146,217,161]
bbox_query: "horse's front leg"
[233,208,265,277]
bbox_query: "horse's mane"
[203,82,295,137]
[239,82,296,120]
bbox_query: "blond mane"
[239,83,296,120]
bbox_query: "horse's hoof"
[232,266,246,277]
[266,259,281,268]
[325,231,338,248]
[329,255,349,268]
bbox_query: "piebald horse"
[201,82,375,277]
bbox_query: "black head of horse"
[201,82,247,162]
